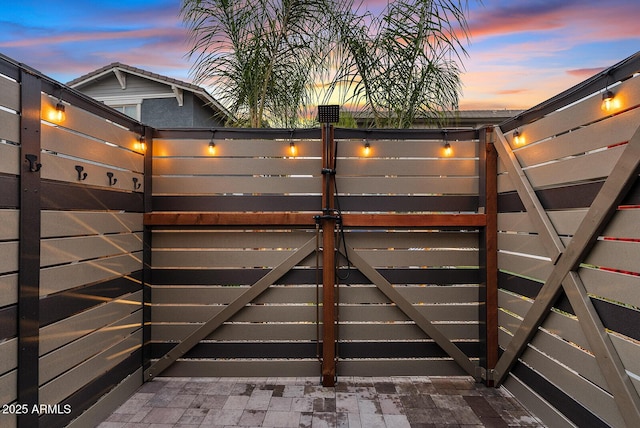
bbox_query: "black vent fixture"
[318,105,340,123]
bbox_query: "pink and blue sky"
[2,0,639,110]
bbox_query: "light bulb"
[513,131,525,146]
[443,142,452,157]
[601,90,614,111]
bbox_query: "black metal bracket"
[25,154,42,172]
[107,172,117,186]
[133,177,141,190]
[321,168,336,175]
[314,213,342,224]
[75,165,88,181]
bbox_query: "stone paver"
[98,376,545,427]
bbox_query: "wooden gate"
[144,126,494,384]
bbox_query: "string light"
[442,130,452,156]
[136,136,146,152]
[48,100,66,122]
[363,141,371,156]
[513,130,525,146]
[443,141,452,157]
[601,90,615,111]
[208,129,217,155]
[289,141,297,156]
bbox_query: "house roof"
[67,62,233,121]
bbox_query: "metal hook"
[75,165,88,181]
[25,154,42,172]
[133,177,141,190]
[107,172,117,186]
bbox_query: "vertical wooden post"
[142,126,153,378]
[321,123,337,386]
[18,70,41,428]
[481,127,499,386]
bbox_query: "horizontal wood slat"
[154,157,478,177]
[151,304,478,323]
[0,274,17,308]
[602,208,640,239]
[338,360,467,377]
[152,194,479,213]
[0,209,19,240]
[0,338,16,380]
[153,175,319,195]
[0,76,19,111]
[584,240,639,273]
[0,143,19,176]
[579,267,640,309]
[151,322,479,342]
[354,249,478,268]
[41,180,144,212]
[150,267,479,286]
[498,145,625,193]
[41,233,142,268]
[498,210,588,236]
[42,211,142,238]
[498,252,552,283]
[152,175,478,195]
[0,370,17,408]
[158,359,466,378]
[0,110,19,143]
[158,360,319,378]
[0,242,18,274]
[151,285,480,305]
[144,212,486,227]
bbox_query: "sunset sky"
[2,0,639,110]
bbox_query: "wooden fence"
[2,50,640,427]
[493,53,640,427]
[0,55,145,428]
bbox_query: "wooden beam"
[482,130,499,386]
[321,123,337,387]
[113,69,126,89]
[143,212,486,228]
[171,86,183,107]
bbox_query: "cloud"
[566,67,605,78]
[467,1,572,39]
[495,89,529,95]
[467,0,640,44]
[0,27,186,48]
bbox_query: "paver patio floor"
[97,376,545,427]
